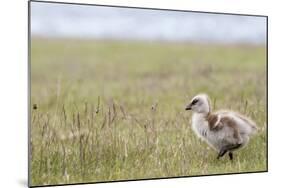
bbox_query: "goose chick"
[185,93,257,160]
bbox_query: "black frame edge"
[29,0,268,18]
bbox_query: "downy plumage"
[185,94,257,160]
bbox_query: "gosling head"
[185,93,211,114]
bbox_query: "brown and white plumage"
[185,94,257,160]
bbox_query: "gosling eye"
[191,99,199,105]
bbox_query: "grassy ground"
[30,38,267,186]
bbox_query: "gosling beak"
[185,104,192,110]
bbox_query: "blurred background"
[31,2,266,44]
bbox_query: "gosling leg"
[217,149,227,159]
[228,152,233,160]
[217,143,241,160]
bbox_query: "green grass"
[30,38,267,186]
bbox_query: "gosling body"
[186,94,257,160]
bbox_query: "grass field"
[30,38,267,186]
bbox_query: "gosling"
[185,93,257,160]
